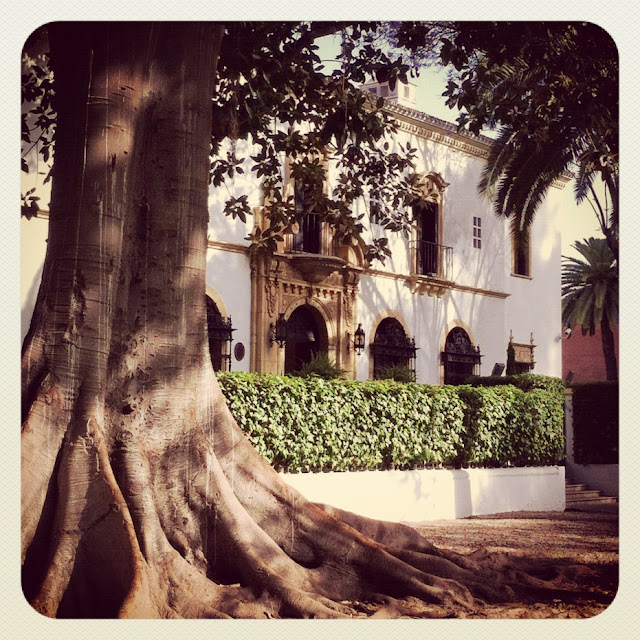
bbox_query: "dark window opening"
[415,201,439,275]
[371,318,417,380]
[284,305,327,374]
[513,231,531,276]
[206,297,234,371]
[511,361,533,374]
[370,199,382,225]
[293,179,321,254]
[442,327,481,385]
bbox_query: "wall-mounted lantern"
[347,323,366,356]
[270,313,288,348]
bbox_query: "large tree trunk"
[21,22,585,619]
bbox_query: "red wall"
[562,324,619,382]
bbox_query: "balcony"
[288,213,346,283]
[417,240,453,281]
[406,240,453,296]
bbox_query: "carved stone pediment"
[290,253,346,284]
[415,172,449,203]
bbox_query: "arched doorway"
[371,317,417,380]
[284,304,328,374]
[442,327,481,385]
[205,296,233,371]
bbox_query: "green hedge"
[466,373,566,395]
[571,381,618,464]
[218,373,565,473]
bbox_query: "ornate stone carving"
[343,289,354,327]
[415,172,449,203]
[265,279,278,317]
[290,254,346,284]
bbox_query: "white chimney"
[361,79,417,108]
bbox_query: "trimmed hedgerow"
[570,381,618,464]
[466,373,566,395]
[457,385,565,467]
[217,373,565,473]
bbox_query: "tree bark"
[22,22,587,619]
[600,314,618,381]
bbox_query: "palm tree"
[479,120,618,260]
[562,237,618,380]
[444,22,619,259]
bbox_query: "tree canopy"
[23,22,432,264]
[23,22,619,259]
[439,22,619,256]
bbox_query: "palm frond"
[561,237,617,335]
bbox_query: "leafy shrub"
[467,373,565,394]
[294,353,344,379]
[571,381,618,464]
[217,373,565,473]
[375,363,416,383]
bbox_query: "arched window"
[442,327,481,385]
[205,296,234,372]
[371,318,417,380]
[284,305,328,374]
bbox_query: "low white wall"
[281,466,565,522]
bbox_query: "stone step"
[566,484,590,493]
[567,492,616,503]
[565,478,618,507]
[566,489,604,501]
[566,495,618,505]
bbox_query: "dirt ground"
[396,506,619,619]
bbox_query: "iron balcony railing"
[290,213,342,257]
[291,212,322,254]
[417,240,453,281]
[289,221,453,282]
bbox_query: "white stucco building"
[21,81,567,384]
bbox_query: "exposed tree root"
[21,369,587,619]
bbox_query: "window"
[370,198,382,225]
[442,327,482,385]
[512,230,531,277]
[292,178,321,253]
[371,318,417,380]
[473,216,482,249]
[414,201,439,275]
[410,173,452,281]
[289,156,327,254]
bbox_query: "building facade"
[21,83,567,384]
